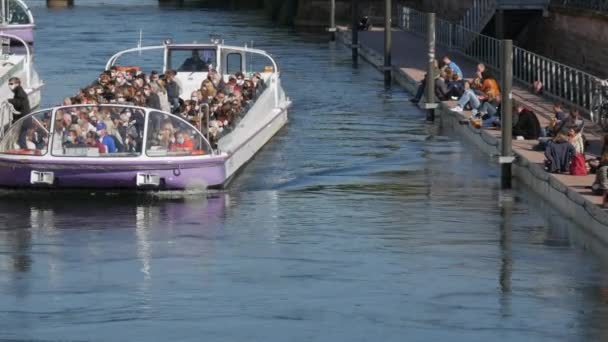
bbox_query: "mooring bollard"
[384,0,392,87]
[352,0,359,65]
[500,39,514,189]
[422,12,438,121]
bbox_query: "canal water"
[2,1,608,341]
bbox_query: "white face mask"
[191,97,197,101]
[117,97,126,103]
[237,80,244,86]
[177,137,185,144]
[9,84,16,90]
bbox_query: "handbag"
[570,153,587,176]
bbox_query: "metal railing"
[554,0,608,11]
[400,6,604,120]
[512,46,601,116]
[460,0,497,33]
[0,101,15,139]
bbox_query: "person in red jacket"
[170,131,194,153]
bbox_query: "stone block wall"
[521,7,608,78]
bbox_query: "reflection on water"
[0,1,608,341]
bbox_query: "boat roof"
[105,41,280,74]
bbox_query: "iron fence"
[399,6,603,118]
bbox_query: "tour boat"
[0,31,43,130]
[0,0,35,45]
[0,40,290,190]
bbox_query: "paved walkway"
[354,28,606,206]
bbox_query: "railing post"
[384,0,392,86]
[500,39,514,190]
[424,12,438,121]
[352,0,359,64]
[329,0,336,41]
[448,22,453,50]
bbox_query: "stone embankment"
[337,27,608,241]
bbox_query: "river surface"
[1,1,608,341]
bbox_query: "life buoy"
[7,149,38,155]
[115,66,141,73]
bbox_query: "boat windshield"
[145,111,210,157]
[174,48,215,72]
[0,105,213,158]
[4,0,31,25]
[0,109,51,156]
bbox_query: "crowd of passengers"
[53,54,266,153]
[410,54,608,200]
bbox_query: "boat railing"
[0,100,14,139]
[0,32,31,88]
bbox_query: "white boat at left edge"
[0,31,43,130]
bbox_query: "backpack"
[570,153,587,176]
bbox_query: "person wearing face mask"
[63,127,85,149]
[235,72,246,87]
[8,77,30,123]
[170,131,194,153]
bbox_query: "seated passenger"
[157,120,175,149]
[557,109,585,153]
[545,133,576,174]
[85,131,106,153]
[479,72,501,101]
[64,127,85,148]
[179,50,208,72]
[96,122,117,153]
[512,104,541,140]
[24,128,37,150]
[434,71,450,101]
[477,93,500,127]
[170,131,194,153]
[442,56,463,79]
[592,149,608,195]
[451,81,480,113]
[446,73,465,99]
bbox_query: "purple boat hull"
[0,25,34,44]
[0,156,228,190]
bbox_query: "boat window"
[7,0,31,25]
[226,53,242,74]
[50,106,145,158]
[145,111,210,157]
[0,110,51,156]
[173,48,216,72]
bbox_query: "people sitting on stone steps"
[591,138,608,199]
[410,55,465,104]
[512,104,542,140]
